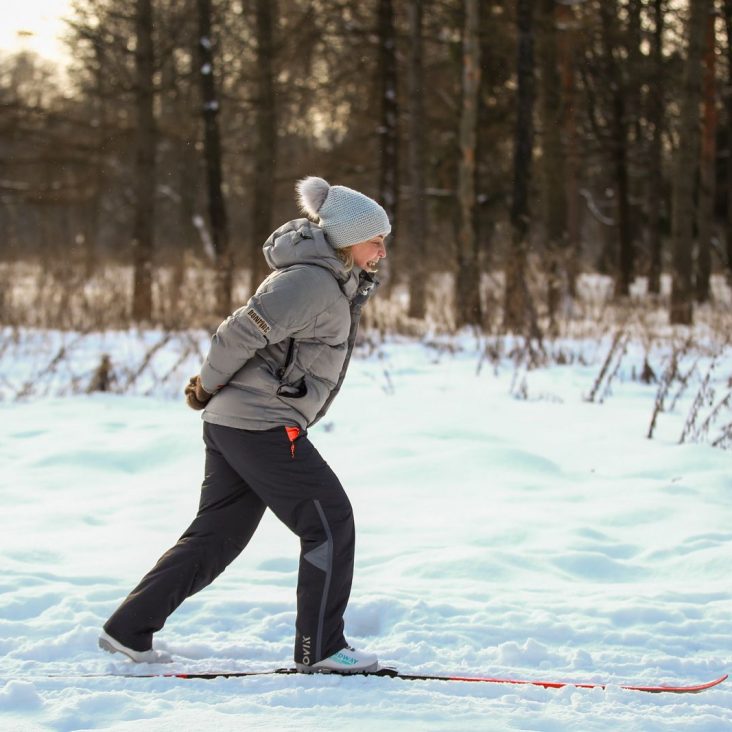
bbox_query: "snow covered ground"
[1,333,731,731]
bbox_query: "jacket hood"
[263,218,358,289]
[262,219,361,299]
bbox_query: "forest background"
[3,6,732,730]
[1,0,731,338]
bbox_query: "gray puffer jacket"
[199,218,378,431]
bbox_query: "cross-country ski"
[34,668,729,695]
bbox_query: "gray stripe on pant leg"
[312,499,333,662]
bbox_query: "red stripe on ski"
[33,669,728,694]
[145,669,730,694]
[392,672,728,694]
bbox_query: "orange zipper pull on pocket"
[285,426,300,459]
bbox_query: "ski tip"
[626,673,728,694]
[699,673,728,689]
[673,673,727,693]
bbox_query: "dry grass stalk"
[598,336,629,402]
[476,337,503,376]
[16,340,72,400]
[691,388,732,446]
[585,328,628,403]
[647,349,681,439]
[145,333,203,397]
[121,332,175,391]
[668,357,700,412]
[679,357,717,444]
[712,422,732,449]
[510,369,529,400]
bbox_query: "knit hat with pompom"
[295,176,391,249]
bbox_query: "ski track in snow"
[1,336,731,731]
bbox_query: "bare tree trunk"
[648,0,665,295]
[455,0,482,328]
[503,0,538,336]
[250,0,278,290]
[538,0,566,334]
[407,0,428,320]
[378,0,399,279]
[197,0,231,316]
[179,129,199,253]
[725,0,732,282]
[696,7,717,303]
[670,0,709,325]
[557,0,580,299]
[626,0,643,144]
[85,39,112,279]
[163,29,199,257]
[626,0,645,280]
[131,0,156,323]
[599,2,634,298]
[159,30,197,312]
[474,0,498,272]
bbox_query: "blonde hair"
[335,246,355,271]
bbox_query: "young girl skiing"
[99,176,390,674]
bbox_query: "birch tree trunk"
[407,0,428,320]
[131,0,156,323]
[250,0,277,291]
[670,0,710,324]
[455,0,482,328]
[197,0,231,317]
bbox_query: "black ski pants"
[104,422,354,666]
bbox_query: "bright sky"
[0,1,72,65]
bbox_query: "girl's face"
[350,235,387,273]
